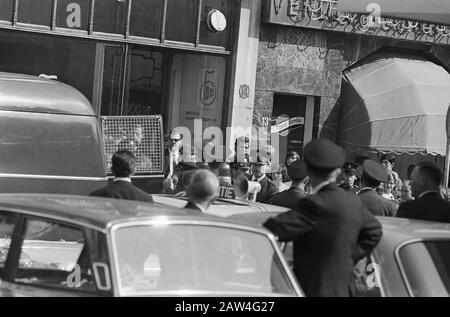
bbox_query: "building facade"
[253,0,450,177]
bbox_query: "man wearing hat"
[268,160,309,209]
[248,157,278,203]
[339,162,359,194]
[357,160,397,217]
[263,138,382,297]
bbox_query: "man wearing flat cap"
[268,160,309,209]
[263,138,382,297]
[339,162,359,194]
[357,160,397,217]
[248,157,278,203]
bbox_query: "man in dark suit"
[268,160,308,208]
[90,150,153,202]
[263,138,382,297]
[184,169,220,213]
[357,160,397,217]
[248,157,278,203]
[397,162,450,222]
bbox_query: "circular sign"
[239,85,250,99]
[207,9,227,33]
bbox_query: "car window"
[112,223,298,296]
[14,219,96,292]
[0,212,17,268]
[398,241,450,297]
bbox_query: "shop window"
[168,54,226,132]
[200,0,232,48]
[56,0,90,31]
[130,0,162,39]
[0,31,95,102]
[18,0,53,26]
[0,0,13,22]
[93,0,126,34]
[124,48,164,116]
[166,0,197,43]
[15,218,96,293]
[100,46,125,116]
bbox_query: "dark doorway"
[272,94,307,160]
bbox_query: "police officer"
[357,160,397,217]
[268,160,308,209]
[263,138,382,297]
[339,161,359,194]
[249,157,278,203]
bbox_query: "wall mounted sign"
[207,9,227,33]
[270,116,304,134]
[239,84,250,99]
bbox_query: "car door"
[0,214,106,296]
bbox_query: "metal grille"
[101,115,164,175]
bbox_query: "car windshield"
[111,222,298,296]
[398,241,450,297]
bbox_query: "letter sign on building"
[66,3,81,28]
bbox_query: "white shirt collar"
[113,177,132,183]
[311,181,332,195]
[252,175,266,183]
[418,190,440,198]
[192,202,207,213]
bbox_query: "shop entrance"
[272,94,315,160]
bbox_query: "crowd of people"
[90,134,450,297]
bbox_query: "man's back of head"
[112,150,136,178]
[187,169,220,207]
[411,161,442,198]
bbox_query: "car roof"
[152,194,290,217]
[0,72,95,116]
[377,216,450,245]
[227,212,450,242]
[0,194,257,231]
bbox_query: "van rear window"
[0,111,104,177]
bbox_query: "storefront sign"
[262,0,450,45]
[270,116,304,134]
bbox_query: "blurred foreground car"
[0,194,302,297]
[151,194,290,217]
[229,213,450,297]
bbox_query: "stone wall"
[255,24,446,141]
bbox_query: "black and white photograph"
[0,0,450,300]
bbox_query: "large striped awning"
[338,49,450,156]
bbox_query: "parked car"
[0,72,107,195]
[151,194,290,217]
[0,194,302,297]
[228,213,450,297]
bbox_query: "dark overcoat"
[397,192,450,223]
[90,180,153,202]
[263,183,382,297]
[247,175,278,204]
[358,188,397,217]
[268,187,307,209]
